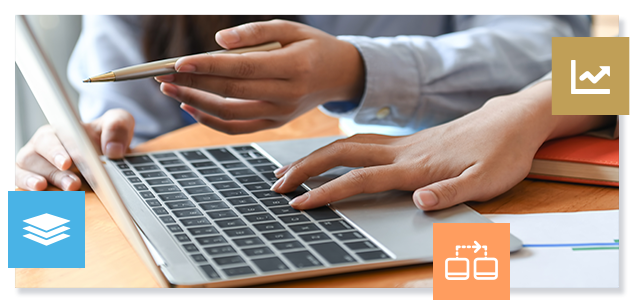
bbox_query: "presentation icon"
[571,60,610,95]
[23,213,71,246]
[445,240,498,281]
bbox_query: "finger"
[412,166,483,211]
[174,51,298,79]
[160,83,285,121]
[215,19,308,49]
[157,73,293,102]
[15,150,81,191]
[288,166,403,210]
[30,125,72,171]
[181,104,281,135]
[15,165,47,191]
[91,109,135,159]
[272,140,396,193]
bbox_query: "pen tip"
[83,78,91,83]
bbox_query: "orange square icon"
[433,223,510,300]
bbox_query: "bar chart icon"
[23,213,70,246]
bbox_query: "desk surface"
[15,108,618,288]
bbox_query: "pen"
[83,41,282,83]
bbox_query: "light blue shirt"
[68,15,590,143]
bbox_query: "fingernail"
[160,83,178,98]
[177,64,195,73]
[54,154,66,169]
[155,74,175,83]
[61,175,75,190]
[270,177,285,191]
[289,193,309,207]
[274,165,290,178]
[27,177,40,190]
[105,142,125,159]
[217,29,240,45]
[415,190,438,209]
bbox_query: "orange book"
[526,135,619,187]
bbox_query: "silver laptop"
[16,15,522,287]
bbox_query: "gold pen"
[83,41,282,83]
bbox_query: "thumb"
[216,19,305,49]
[412,168,482,211]
[94,109,135,159]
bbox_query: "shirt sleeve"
[67,15,187,145]
[321,15,590,133]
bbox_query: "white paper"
[485,210,619,288]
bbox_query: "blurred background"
[14,15,621,155]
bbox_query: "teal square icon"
[8,191,85,268]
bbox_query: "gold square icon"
[552,37,629,115]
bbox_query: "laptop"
[15,15,523,287]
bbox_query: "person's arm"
[68,15,185,145]
[270,79,614,211]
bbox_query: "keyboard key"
[158,159,183,166]
[181,150,209,161]
[220,189,248,198]
[153,185,180,193]
[253,222,285,232]
[178,179,205,187]
[153,152,177,159]
[204,245,236,256]
[279,214,310,224]
[213,255,245,266]
[172,172,197,179]
[188,226,218,236]
[173,209,203,218]
[247,158,272,165]
[207,148,238,162]
[232,145,256,152]
[227,197,258,206]
[185,186,214,195]
[252,257,289,273]
[196,235,227,246]
[205,175,232,183]
[305,207,341,221]
[191,193,221,202]
[175,234,191,242]
[345,241,379,251]
[192,254,207,263]
[141,171,166,179]
[180,217,211,227]
[160,216,176,224]
[134,165,159,171]
[166,165,191,172]
[212,182,240,190]
[320,220,353,232]
[224,227,255,238]
[283,187,308,199]
[252,191,280,199]
[112,159,125,164]
[254,164,278,173]
[299,232,330,243]
[333,231,365,241]
[128,177,142,183]
[356,250,391,261]
[269,206,300,215]
[145,199,161,207]
[232,237,264,247]
[183,243,199,252]
[199,201,229,210]
[215,218,246,228]
[200,265,220,279]
[239,151,263,159]
[283,251,323,268]
[242,247,274,257]
[139,191,154,199]
[223,266,254,277]
[272,241,304,250]
[159,193,187,201]
[153,207,168,215]
[146,178,173,185]
[122,170,136,176]
[126,155,153,164]
[165,200,195,209]
[236,175,265,184]
[261,198,288,207]
[134,184,148,191]
[222,162,246,169]
[191,161,216,168]
[261,172,278,182]
[235,205,265,214]
[288,223,320,233]
[207,210,238,219]
[199,168,224,175]
[244,213,275,223]
[244,183,270,191]
[311,242,355,264]
[262,231,294,241]
[229,169,253,176]
[117,163,129,169]
[167,225,183,233]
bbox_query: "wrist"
[333,39,365,101]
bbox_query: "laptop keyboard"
[111,145,392,281]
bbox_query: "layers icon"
[23,213,70,246]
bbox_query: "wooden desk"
[15,108,618,288]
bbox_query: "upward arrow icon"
[579,66,610,84]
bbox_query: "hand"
[15,109,135,191]
[155,19,364,134]
[271,81,610,211]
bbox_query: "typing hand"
[15,109,135,191]
[154,19,364,134]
